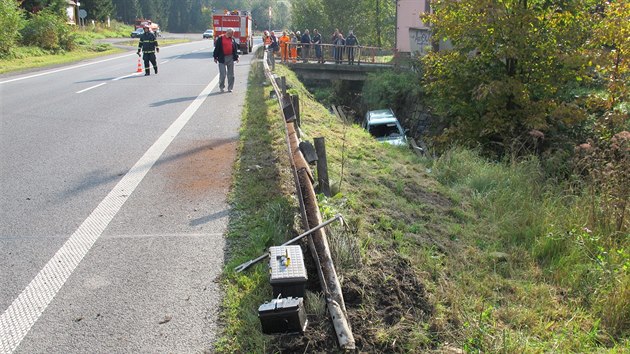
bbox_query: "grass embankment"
[217,52,629,352]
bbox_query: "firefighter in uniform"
[137,25,159,76]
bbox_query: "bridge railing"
[275,43,394,65]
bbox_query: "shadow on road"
[75,77,118,83]
[149,91,223,107]
[189,209,230,226]
[164,52,213,60]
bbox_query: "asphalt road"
[1,36,259,353]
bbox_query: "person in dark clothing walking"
[345,30,359,64]
[137,25,159,76]
[213,28,239,92]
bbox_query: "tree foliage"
[421,0,598,156]
[290,0,396,46]
[111,0,140,24]
[20,9,75,51]
[101,0,292,32]
[19,0,67,16]
[289,0,328,32]
[0,0,26,57]
[83,0,115,22]
[587,1,630,138]
[363,70,422,114]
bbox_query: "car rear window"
[368,123,402,138]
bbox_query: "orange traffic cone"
[136,56,143,73]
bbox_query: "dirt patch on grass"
[383,176,454,210]
[270,252,434,352]
[348,255,434,350]
[403,183,453,209]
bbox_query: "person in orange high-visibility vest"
[279,30,290,63]
[263,30,272,46]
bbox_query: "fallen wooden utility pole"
[262,51,356,350]
[290,124,356,349]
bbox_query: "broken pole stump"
[291,94,301,128]
[314,137,331,197]
[281,76,287,97]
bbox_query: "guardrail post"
[291,94,300,128]
[281,76,287,97]
[314,137,331,197]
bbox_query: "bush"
[20,9,75,52]
[89,43,112,52]
[362,69,422,115]
[0,0,26,57]
[574,131,630,234]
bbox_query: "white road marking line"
[0,73,220,354]
[160,60,170,64]
[76,72,140,93]
[75,82,106,94]
[0,56,136,85]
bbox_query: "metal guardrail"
[261,48,356,350]
[275,43,394,65]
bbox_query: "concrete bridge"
[276,43,395,81]
[284,62,393,81]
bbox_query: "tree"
[189,0,205,32]
[354,0,396,47]
[421,0,595,156]
[167,0,189,32]
[0,0,26,57]
[19,0,66,16]
[588,1,630,136]
[290,0,327,33]
[138,0,160,22]
[290,0,395,46]
[112,0,140,23]
[84,0,115,21]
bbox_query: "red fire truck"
[134,18,160,36]
[212,10,254,54]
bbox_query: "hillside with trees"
[108,0,291,33]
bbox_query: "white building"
[66,1,77,25]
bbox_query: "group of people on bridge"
[263,29,360,68]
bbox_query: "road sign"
[79,9,87,19]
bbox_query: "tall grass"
[431,148,630,345]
